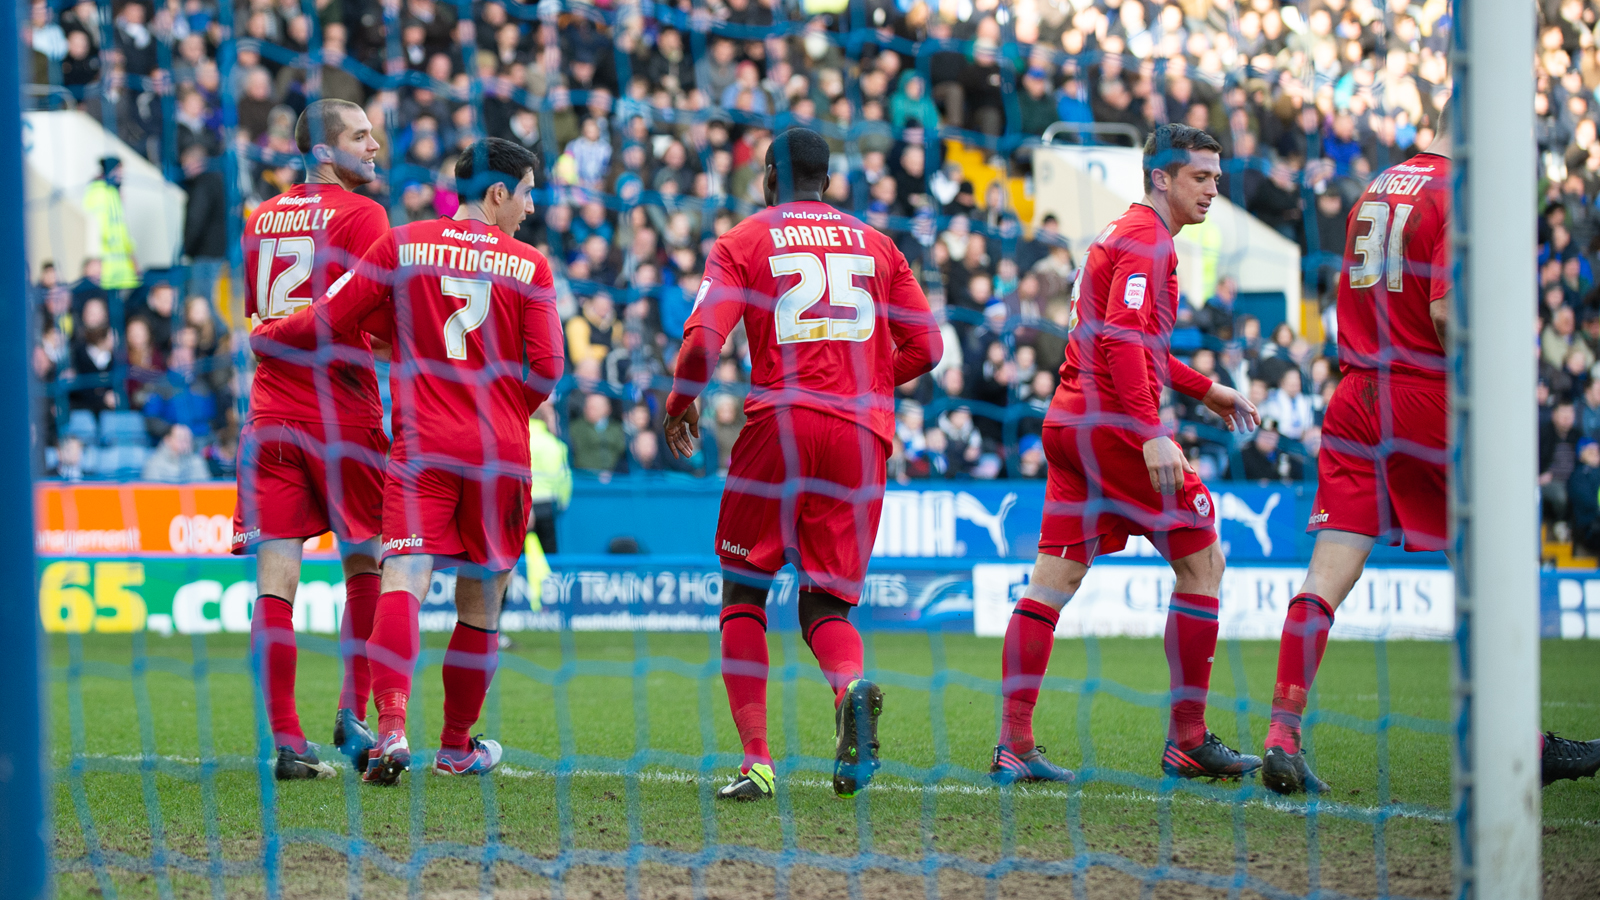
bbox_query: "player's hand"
[664,403,700,459]
[1202,383,1260,434]
[1142,436,1195,495]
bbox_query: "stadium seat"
[100,411,148,447]
[66,409,98,445]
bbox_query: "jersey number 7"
[770,253,876,344]
[1349,200,1415,292]
[442,276,492,360]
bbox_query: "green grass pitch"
[47,631,1600,899]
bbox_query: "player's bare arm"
[1202,382,1261,433]
[1430,292,1449,351]
[665,403,700,460]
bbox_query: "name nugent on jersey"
[1368,171,1434,197]
[769,224,869,250]
[397,241,539,284]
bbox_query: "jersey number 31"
[1349,201,1414,292]
[770,253,875,344]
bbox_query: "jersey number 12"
[255,236,315,319]
[1349,201,1414,292]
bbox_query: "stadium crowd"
[35,0,1592,540]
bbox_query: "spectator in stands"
[1017,435,1046,479]
[569,392,627,475]
[1570,438,1600,556]
[626,429,667,474]
[1241,419,1304,483]
[909,427,951,479]
[140,282,176,354]
[52,436,86,482]
[140,423,207,483]
[706,392,744,476]
[205,416,239,479]
[181,146,229,303]
[1260,369,1314,440]
[938,405,984,477]
[68,297,118,412]
[143,339,218,441]
[123,316,162,409]
[567,293,621,366]
[1542,401,1582,532]
[1544,306,1592,372]
[184,297,230,397]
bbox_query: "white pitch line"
[66,754,1454,823]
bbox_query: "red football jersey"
[257,217,563,471]
[1334,152,1450,382]
[243,183,390,427]
[666,201,938,443]
[1053,203,1212,437]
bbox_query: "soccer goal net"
[16,0,1562,897]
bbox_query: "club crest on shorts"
[1123,274,1146,309]
[1193,492,1211,517]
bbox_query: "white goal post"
[1451,1,1541,898]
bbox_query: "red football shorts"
[381,458,530,572]
[1038,422,1218,564]
[232,417,388,553]
[716,408,888,604]
[1310,369,1447,552]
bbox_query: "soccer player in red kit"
[991,124,1262,786]
[234,99,391,780]
[662,128,941,801]
[255,138,563,785]
[1262,121,1600,793]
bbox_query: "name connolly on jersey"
[255,208,340,235]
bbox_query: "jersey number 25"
[770,253,876,344]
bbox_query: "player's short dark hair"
[1142,123,1223,193]
[455,137,543,201]
[295,99,365,155]
[765,127,831,193]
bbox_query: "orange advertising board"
[34,484,337,556]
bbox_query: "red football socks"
[368,590,421,736]
[338,572,381,719]
[999,598,1061,754]
[440,622,499,752]
[250,594,304,752]
[802,607,864,707]
[719,604,771,771]
[1165,592,1220,750]
[1267,594,1335,754]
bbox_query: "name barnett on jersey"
[767,219,872,251]
[396,231,542,284]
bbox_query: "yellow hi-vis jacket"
[82,179,140,289]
